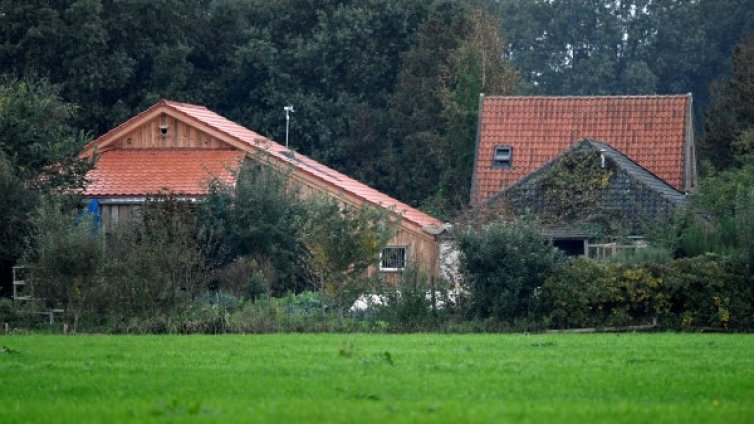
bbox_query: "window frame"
[493,145,513,169]
[379,246,407,272]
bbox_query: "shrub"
[457,217,564,322]
[102,198,209,321]
[373,265,434,332]
[662,165,754,260]
[0,298,19,326]
[197,161,311,295]
[734,186,754,271]
[227,292,354,333]
[211,256,268,300]
[537,258,608,328]
[539,254,753,330]
[648,254,753,329]
[22,197,106,332]
[540,259,669,329]
[298,195,397,326]
[540,259,670,329]
[604,246,673,266]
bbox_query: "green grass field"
[0,333,752,423]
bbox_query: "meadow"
[0,333,752,423]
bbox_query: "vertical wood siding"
[111,116,228,149]
[93,113,441,279]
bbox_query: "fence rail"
[585,242,647,259]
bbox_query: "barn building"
[79,100,447,278]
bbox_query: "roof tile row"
[84,100,443,230]
[472,95,691,205]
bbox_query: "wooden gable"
[109,113,230,150]
[82,100,448,278]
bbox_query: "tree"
[2,1,519,215]
[498,0,754,118]
[298,196,397,325]
[0,76,91,186]
[735,185,754,271]
[197,161,311,295]
[701,39,754,170]
[437,7,519,212]
[500,0,658,95]
[0,76,91,294]
[659,164,754,259]
[0,155,37,295]
[23,198,105,331]
[386,3,518,215]
[457,217,564,322]
[103,197,209,319]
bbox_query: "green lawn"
[0,333,752,423]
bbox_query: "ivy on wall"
[509,149,613,224]
[471,143,683,239]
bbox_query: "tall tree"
[438,8,519,211]
[701,39,754,170]
[500,0,658,95]
[0,76,90,294]
[498,0,754,118]
[386,3,519,216]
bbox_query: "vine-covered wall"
[495,143,683,238]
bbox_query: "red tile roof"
[84,149,245,197]
[84,100,444,231]
[471,95,692,205]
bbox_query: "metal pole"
[284,105,294,150]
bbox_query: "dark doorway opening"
[552,239,586,256]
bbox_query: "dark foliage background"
[2,1,754,331]
[3,0,752,214]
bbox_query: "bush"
[373,266,434,332]
[211,256,268,300]
[227,292,363,333]
[648,254,753,329]
[539,254,754,330]
[0,298,19,326]
[102,198,209,321]
[604,246,673,266]
[538,258,667,329]
[298,195,397,326]
[197,161,311,295]
[22,197,106,331]
[457,217,564,322]
[662,165,754,260]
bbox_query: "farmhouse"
[471,94,697,205]
[470,95,697,254]
[79,100,447,277]
[485,139,688,255]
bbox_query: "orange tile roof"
[471,95,692,205]
[84,100,444,231]
[84,149,245,197]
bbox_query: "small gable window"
[493,146,512,168]
[380,246,406,272]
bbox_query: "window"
[493,146,512,168]
[380,246,406,271]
